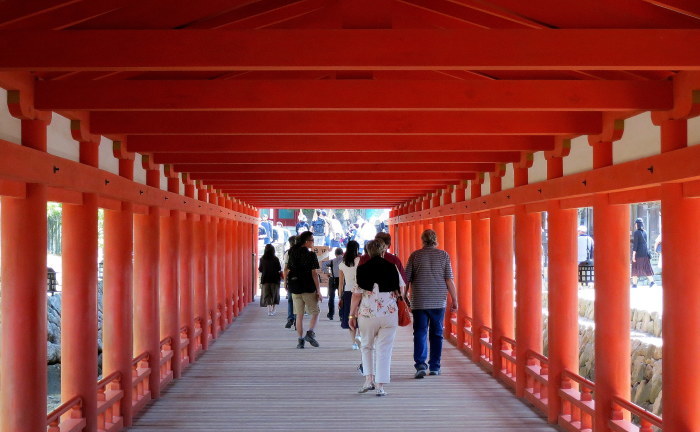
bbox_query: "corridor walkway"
[129,299,557,431]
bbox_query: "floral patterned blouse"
[354,256,405,318]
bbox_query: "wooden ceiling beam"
[2,29,700,71]
[173,162,495,173]
[126,135,555,153]
[35,79,673,111]
[89,111,602,135]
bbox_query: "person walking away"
[286,231,322,348]
[296,213,309,235]
[405,229,458,378]
[282,235,297,328]
[311,210,329,246]
[339,241,362,349]
[259,244,282,316]
[631,218,655,288]
[260,214,273,245]
[359,232,407,283]
[321,248,344,320]
[350,240,402,397]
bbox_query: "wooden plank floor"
[129,299,557,431]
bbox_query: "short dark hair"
[375,232,391,247]
[334,247,343,256]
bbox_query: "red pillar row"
[159,177,181,379]
[0,119,49,432]
[490,210,514,378]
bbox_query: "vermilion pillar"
[546,202,578,423]
[216,196,226,330]
[659,117,697,430]
[661,182,700,431]
[225,199,234,324]
[206,214,219,339]
[471,214,491,363]
[443,216,457,328]
[232,219,240,316]
[0,119,48,432]
[514,206,543,397]
[159,177,181,378]
[133,168,161,399]
[179,183,195,361]
[192,214,209,350]
[103,157,134,426]
[62,141,99,431]
[593,193,630,431]
[490,210,514,379]
[237,219,246,306]
[455,215,472,349]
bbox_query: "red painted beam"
[154,151,519,164]
[185,0,330,29]
[190,172,474,181]
[174,162,494,173]
[0,0,81,27]
[127,135,555,153]
[90,111,602,135]
[2,30,700,70]
[34,79,673,111]
[641,0,700,19]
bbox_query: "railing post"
[0,117,49,432]
[455,214,471,350]
[470,212,491,364]
[160,173,181,379]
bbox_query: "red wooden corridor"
[0,1,699,431]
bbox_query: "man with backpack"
[311,210,329,246]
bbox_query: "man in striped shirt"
[405,229,458,378]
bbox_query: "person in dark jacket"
[631,218,655,288]
[259,244,282,315]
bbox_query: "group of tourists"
[295,210,389,248]
[258,228,458,397]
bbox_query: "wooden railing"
[96,372,124,432]
[180,325,190,369]
[610,396,663,432]
[559,370,595,432]
[193,316,203,355]
[498,336,517,389]
[449,311,458,340]
[160,337,174,389]
[478,326,493,371]
[131,352,151,418]
[463,316,473,354]
[524,350,549,415]
[46,396,86,432]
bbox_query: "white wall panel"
[614,112,659,164]
[689,115,700,147]
[99,137,119,175]
[46,114,78,162]
[502,163,514,191]
[0,89,21,144]
[563,136,593,176]
[133,154,147,185]
[530,151,547,184]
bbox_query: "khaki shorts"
[292,292,320,316]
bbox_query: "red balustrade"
[463,316,474,355]
[46,396,86,432]
[609,396,663,432]
[160,337,174,389]
[449,311,458,340]
[479,326,494,372]
[524,350,549,415]
[180,326,190,370]
[193,316,203,355]
[96,372,124,432]
[559,370,595,432]
[499,336,517,390]
[131,352,151,418]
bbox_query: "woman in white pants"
[349,239,401,397]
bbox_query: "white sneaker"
[352,343,359,350]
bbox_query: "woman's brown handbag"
[397,296,411,327]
